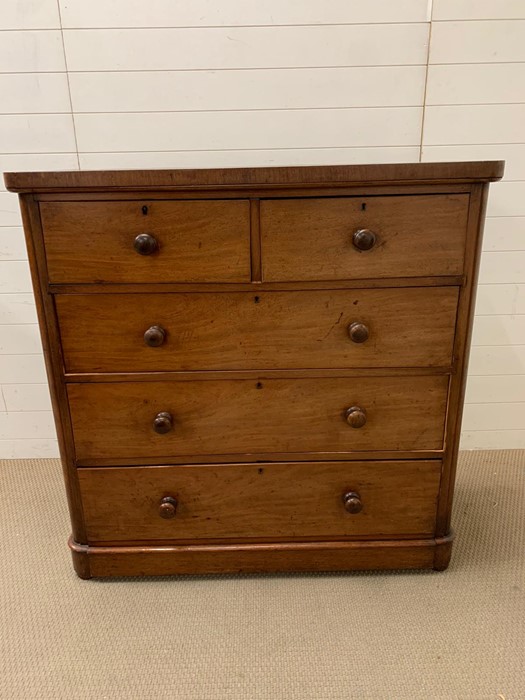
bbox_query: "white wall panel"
[486,183,525,217]
[0,261,32,293]
[0,439,59,458]
[0,194,22,227]
[63,25,429,71]
[471,315,525,346]
[79,147,421,171]
[0,411,56,439]
[0,229,27,260]
[0,295,37,324]
[430,20,525,64]
[465,375,525,404]
[460,431,525,450]
[1,0,60,30]
[433,1,525,22]
[0,31,66,72]
[463,403,525,431]
[75,108,422,152]
[0,74,71,114]
[479,252,525,284]
[475,285,525,316]
[0,325,42,354]
[0,355,47,384]
[482,218,525,251]
[469,346,525,376]
[426,64,525,105]
[2,384,52,411]
[423,105,525,145]
[59,0,430,28]
[0,115,77,153]
[69,66,426,113]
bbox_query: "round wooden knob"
[343,491,363,514]
[144,325,166,347]
[345,406,367,428]
[153,411,173,434]
[348,322,369,343]
[352,229,376,251]
[134,233,158,255]
[159,496,178,519]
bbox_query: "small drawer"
[40,199,251,283]
[78,460,442,544]
[260,194,469,281]
[56,287,459,373]
[68,375,448,462]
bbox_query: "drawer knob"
[348,322,369,343]
[134,233,158,255]
[345,406,367,428]
[144,325,166,347]
[159,496,178,519]
[343,491,363,514]
[352,228,376,251]
[153,411,173,434]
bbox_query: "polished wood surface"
[7,162,502,577]
[67,376,449,461]
[40,199,251,283]
[70,534,455,578]
[78,461,441,544]
[261,195,469,281]
[56,287,459,372]
[4,161,504,192]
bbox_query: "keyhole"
[254,296,260,304]
[142,205,149,215]
[361,202,366,211]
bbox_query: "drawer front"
[68,376,448,461]
[57,287,459,372]
[78,460,442,543]
[40,200,251,283]
[260,194,469,281]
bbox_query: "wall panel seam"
[55,1,80,169]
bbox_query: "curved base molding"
[69,532,454,579]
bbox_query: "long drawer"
[261,194,469,281]
[56,287,459,373]
[40,199,251,283]
[68,376,449,461]
[78,460,442,544]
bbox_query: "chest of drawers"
[5,162,503,578]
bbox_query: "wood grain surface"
[71,536,455,578]
[261,194,469,281]
[40,199,251,283]
[4,161,504,192]
[67,375,449,461]
[77,460,442,544]
[56,287,459,372]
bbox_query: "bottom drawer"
[78,461,441,544]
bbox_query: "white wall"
[0,0,524,457]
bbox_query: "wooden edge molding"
[68,532,455,579]
[48,276,465,294]
[4,161,504,193]
[73,451,445,468]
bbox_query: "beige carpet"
[1,451,523,700]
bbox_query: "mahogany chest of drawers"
[5,162,503,578]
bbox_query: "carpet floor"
[1,451,524,700]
